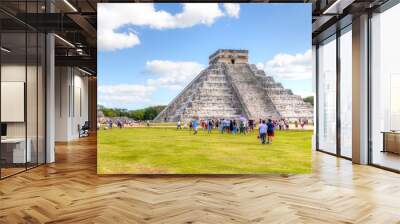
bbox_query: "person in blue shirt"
[258,120,267,144]
[208,119,213,134]
[267,119,275,144]
[192,117,199,135]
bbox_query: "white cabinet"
[1,138,31,163]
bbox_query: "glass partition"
[0,2,46,179]
[1,31,28,177]
[339,26,352,158]
[317,35,337,154]
[370,3,400,171]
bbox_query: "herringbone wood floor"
[1,136,400,224]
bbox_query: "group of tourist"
[101,119,125,129]
[98,119,154,130]
[294,118,308,129]
[100,116,309,145]
[258,119,275,144]
[183,117,310,144]
[273,118,309,131]
[183,117,276,144]
[184,118,255,135]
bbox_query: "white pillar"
[46,33,55,163]
[312,45,317,151]
[55,67,73,141]
[45,0,55,163]
[352,14,369,164]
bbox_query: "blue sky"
[98,3,312,110]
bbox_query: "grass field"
[98,127,313,174]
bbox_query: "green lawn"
[97,127,312,174]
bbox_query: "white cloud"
[98,84,155,105]
[98,60,204,107]
[145,60,204,89]
[223,3,240,18]
[257,49,312,80]
[98,30,140,52]
[172,4,224,28]
[292,90,314,98]
[98,3,238,51]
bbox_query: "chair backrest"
[82,121,90,129]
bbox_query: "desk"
[1,138,31,163]
[382,131,400,154]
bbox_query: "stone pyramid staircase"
[154,62,313,122]
[154,63,244,122]
[222,63,280,119]
[249,65,313,119]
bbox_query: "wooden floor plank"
[0,136,400,223]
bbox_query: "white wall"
[55,67,89,141]
[1,63,46,164]
[55,66,70,141]
[1,65,39,137]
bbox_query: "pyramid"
[154,49,313,122]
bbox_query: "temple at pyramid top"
[209,49,249,65]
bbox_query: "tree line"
[99,105,166,121]
[303,96,314,106]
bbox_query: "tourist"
[200,120,203,131]
[300,119,305,129]
[146,120,150,127]
[225,119,231,133]
[294,120,298,128]
[117,120,123,129]
[239,119,245,134]
[273,120,277,127]
[232,120,238,134]
[267,119,275,144]
[248,119,253,133]
[177,120,181,129]
[208,119,213,133]
[229,120,234,133]
[258,120,267,144]
[279,119,285,131]
[285,120,289,130]
[249,120,254,131]
[192,118,199,135]
[223,119,227,133]
[108,120,113,129]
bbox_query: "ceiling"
[310,0,391,43]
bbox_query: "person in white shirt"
[258,120,267,144]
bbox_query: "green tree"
[129,109,145,120]
[303,96,314,106]
[143,107,158,120]
[102,108,117,117]
[100,105,166,120]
